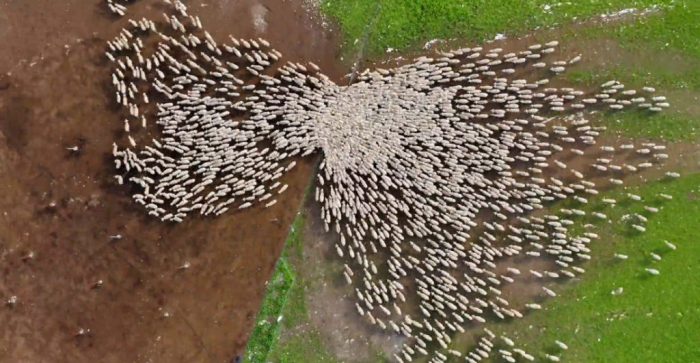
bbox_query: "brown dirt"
[0,1,347,362]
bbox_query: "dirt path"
[0,1,347,362]
[294,198,406,362]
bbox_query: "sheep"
[103,5,673,361]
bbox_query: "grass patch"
[321,0,678,57]
[491,173,700,362]
[322,0,700,142]
[569,1,700,59]
[601,110,700,141]
[566,67,700,93]
[277,214,309,329]
[608,1,700,59]
[569,2,700,87]
[246,208,340,362]
[244,259,294,363]
[564,2,700,141]
[244,215,305,363]
[245,176,341,362]
[265,211,341,362]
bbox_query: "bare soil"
[0,1,347,362]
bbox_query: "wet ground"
[0,1,348,362]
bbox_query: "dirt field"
[0,1,348,362]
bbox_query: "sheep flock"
[106,1,676,361]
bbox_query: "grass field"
[322,0,683,57]
[487,173,700,362]
[324,0,700,142]
[596,110,699,142]
[265,213,340,363]
[246,1,700,362]
[563,1,700,141]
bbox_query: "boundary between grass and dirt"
[243,164,317,363]
[243,1,700,362]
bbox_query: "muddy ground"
[0,1,349,362]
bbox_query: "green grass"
[275,214,309,329]
[562,1,700,141]
[608,1,700,59]
[565,65,700,141]
[244,172,343,363]
[322,0,679,58]
[322,0,700,141]
[601,110,700,141]
[251,208,384,363]
[565,1,700,59]
[244,259,294,363]
[566,67,700,93]
[244,215,305,363]
[490,173,700,362]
